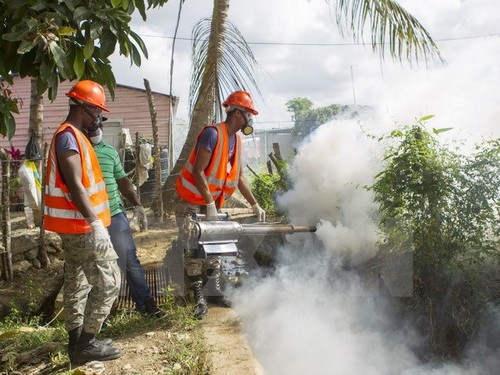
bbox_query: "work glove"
[251,203,266,222]
[90,219,113,251]
[133,205,148,231]
[206,201,218,220]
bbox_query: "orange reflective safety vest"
[176,122,241,207]
[44,123,111,234]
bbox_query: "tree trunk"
[29,78,49,267]
[144,79,164,222]
[0,149,12,280]
[29,78,44,181]
[162,0,229,211]
[29,78,43,154]
[38,143,50,269]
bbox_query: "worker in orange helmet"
[44,80,121,365]
[175,90,265,319]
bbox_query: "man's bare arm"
[192,147,214,205]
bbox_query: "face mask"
[89,127,103,145]
[242,122,254,136]
[240,111,254,136]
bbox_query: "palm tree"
[162,0,442,207]
[334,0,441,64]
[162,0,260,205]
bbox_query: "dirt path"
[82,304,264,375]
[202,306,265,375]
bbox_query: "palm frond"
[188,16,262,122]
[333,0,443,64]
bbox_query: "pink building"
[2,75,178,154]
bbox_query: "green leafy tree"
[370,116,499,354]
[286,97,348,136]
[372,118,499,268]
[0,82,21,139]
[0,0,169,138]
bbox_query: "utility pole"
[350,65,357,112]
[168,0,184,172]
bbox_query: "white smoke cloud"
[277,117,384,265]
[232,115,499,374]
[234,243,422,375]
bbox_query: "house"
[1,75,178,155]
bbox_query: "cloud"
[111,0,499,137]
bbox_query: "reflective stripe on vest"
[43,123,111,234]
[176,122,241,207]
[43,200,109,220]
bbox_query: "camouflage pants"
[60,233,120,334]
[174,196,220,277]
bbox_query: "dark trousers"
[108,209,151,311]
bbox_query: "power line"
[139,32,500,46]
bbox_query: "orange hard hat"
[223,91,258,115]
[66,80,109,112]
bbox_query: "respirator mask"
[88,115,107,145]
[240,110,254,136]
[89,127,103,145]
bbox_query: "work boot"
[144,296,166,319]
[68,326,113,363]
[206,268,232,308]
[98,317,114,345]
[67,326,82,364]
[72,331,121,365]
[190,277,208,319]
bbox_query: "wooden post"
[246,164,258,178]
[272,142,282,161]
[119,132,127,166]
[144,79,164,223]
[266,160,273,174]
[268,152,285,177]
[37,143,49,268]
[135,132,141,204]
[0,149,13,280]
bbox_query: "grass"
[0,287,210,374]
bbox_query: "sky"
[110,0,500,140]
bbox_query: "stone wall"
[0,213,64,277]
